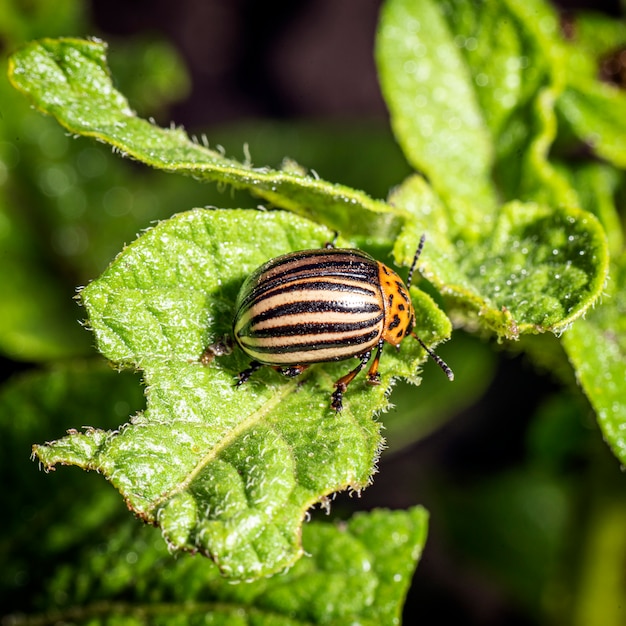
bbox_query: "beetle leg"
[236,362,311,388]
[275,364,310,378]
[235,360,263,387]
[366,339,384,386]
[331,350,372,412]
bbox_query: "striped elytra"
[233,238,453,411]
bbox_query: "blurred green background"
[1,1,625,624]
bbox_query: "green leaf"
[439,0,559,140]
[375,1,609,338]
[557,10,626,169]
[569,11,626,58]
[562,254,626,465]
[390,176,609,338]
[557,162,624,256]
[376,0,610,221]
[32,208,451,580]
[2,361,428,621]
[432,0,566,206]
[8,37,403,243]
[376,0,498,231]
[0,361,145,611]
[558,85,626,168]
[8,508,427,625]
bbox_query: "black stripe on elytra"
[246,300,382,327]
[243,328,380,354]
[246,314,384,338]
[248,279,378,309]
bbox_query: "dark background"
[92,0,389,126]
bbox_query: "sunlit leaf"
[33,208,451,580]
[8,37,404,243]
[563,255,626,465]
[390,176,608,338]
[376,0,497,232]
[13,508,428,625]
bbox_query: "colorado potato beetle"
[233,235,453,411]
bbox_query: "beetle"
[232,234,453,411]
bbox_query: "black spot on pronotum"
[396,281,410,303]
[389,314,401,330]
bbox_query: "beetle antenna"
[407,234,426,287]
[325,230,339,249]
[411,332,454,381]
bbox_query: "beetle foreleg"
[331,350,373,412]
[276,364,310,378]
[236,360,263,387]
[366,340,384,386]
